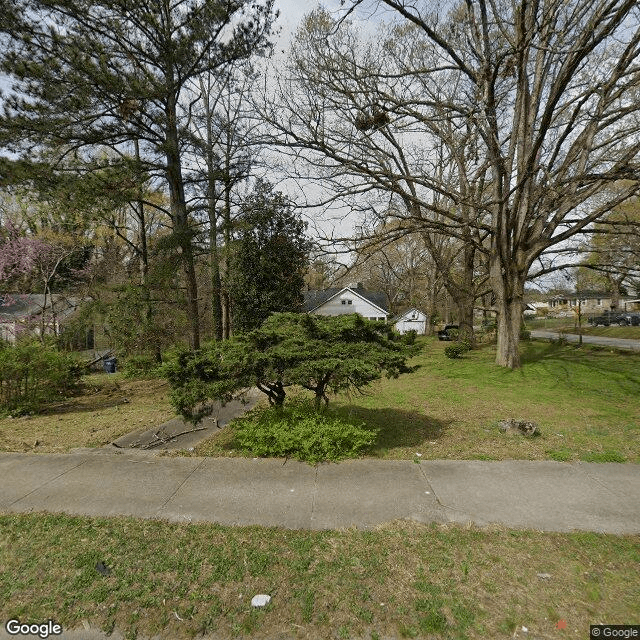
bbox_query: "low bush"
[520,327,532,341]
[444,342,471,359]
[232,399,379,464]
[0,339,82,415]
[121,354,162,379]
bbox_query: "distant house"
[394,308,427,334]
[0,294,80,344]
[302,284,389,321]
[523,303,542,317]
[548,292,640,314]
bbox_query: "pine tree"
[0,0,276,348]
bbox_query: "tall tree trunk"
[199,77,223,341]
[221,156,233,339]
[165,94,200,350]
[134,139,161,361]
[491,256,525,368]
[456,243,476,344]
[210,226,223,341]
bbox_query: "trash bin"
[103,357,117,374]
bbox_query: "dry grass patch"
[0,373,174,453]
[1,513,638,639]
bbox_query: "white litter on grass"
[424,491,431,494]
[251,594,271,607]
[415,452,422,457]
[521,626,528,633]
[290,489,294,492]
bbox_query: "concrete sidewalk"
[1,452,639,533]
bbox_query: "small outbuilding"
[394,308,427,335]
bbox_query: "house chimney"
[348,282,364,290]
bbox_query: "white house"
[394,308,427,334]
[302,284,389,321]
[0,294,80,344]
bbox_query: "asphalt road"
[531,329,640,351]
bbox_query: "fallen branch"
[137,427,208,450]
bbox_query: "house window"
[378,317,385,321]
[369,317,377,321]
[597,299,601,305]
[341,299,352,305]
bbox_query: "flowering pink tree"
[0,224,51,291]
[1,222,82,340]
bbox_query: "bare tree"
[187,65,258,339]
[260,1,640,367]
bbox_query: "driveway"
[531,330,640,352]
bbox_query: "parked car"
[614,313,640,326]
[588,311,640,326]
[588,314,613,326]
[437,324,459,341]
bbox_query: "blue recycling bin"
[103,357,117,374]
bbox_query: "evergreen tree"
[229,180,312,332]
[165,312,418,421]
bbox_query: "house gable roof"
[394,308,426,322]
[0,294,79,321]
[303,287,389,314]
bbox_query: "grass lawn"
[1,513,638,640]
[1,339,638,464]
[192,339,640,464]
[0,373,174,453]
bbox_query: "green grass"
[330,338,640,463]
[191,338,640,463]
[1,513,638,639]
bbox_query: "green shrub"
[444,342,470,359]
[0,339,82,415]
[232,399,379,464]
[122,354,162,379]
